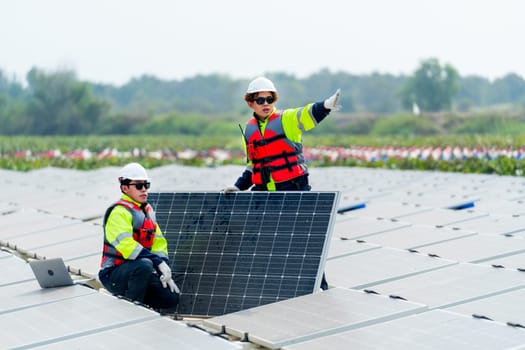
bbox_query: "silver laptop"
[29,258,75,288]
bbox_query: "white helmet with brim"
[246,77,277,94]
[119,162,149,182]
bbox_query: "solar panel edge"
[314,191,340,291]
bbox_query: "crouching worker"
[98,162,179,313]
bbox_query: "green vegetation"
[1,58,525,136]
[399,58,459,111]
[3,134,525,155]
[2,135,525,177]
[1,59,525,176]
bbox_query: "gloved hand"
[157,261,180,293]
[324,89,341,110]
[223,185,240,194]
[158,261,171,278]
[160,274,180,294]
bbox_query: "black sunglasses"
[128,182,151,190]
[254,96,275,105]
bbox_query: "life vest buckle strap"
[253,161,300,174]
[251,151,299,164]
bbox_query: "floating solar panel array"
[3,165,525,349]
[148,191,339,317]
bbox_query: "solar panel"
[325,247,456,289]
[204,287,426,349]
[34,317,242,349]
[446,288,525,327]
[148,191,339,317]
[281,310,525,350]
[369,263,525,309]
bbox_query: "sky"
[1,0,524,86]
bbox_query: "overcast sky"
[1,0,524,86]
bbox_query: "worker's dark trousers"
[99,258,179,310]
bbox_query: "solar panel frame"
[148,191,339,317]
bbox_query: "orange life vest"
[245,112,306,185]
[101,199,157,267]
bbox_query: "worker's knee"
[129,258,155,278]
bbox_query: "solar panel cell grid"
[148,191,339,317]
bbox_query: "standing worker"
[223,77,341,289]
[98,162,179,312]
[224,76,341,192]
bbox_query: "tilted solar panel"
[148,191,339,317]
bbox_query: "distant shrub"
[370,114,441,136]
[453,115,525,135]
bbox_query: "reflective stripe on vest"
[244,112,306,185]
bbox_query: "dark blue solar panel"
[148,191,339,317]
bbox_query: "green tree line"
[1,58,525,136]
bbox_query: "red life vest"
[244,112,306,185]
[101,199,157,267]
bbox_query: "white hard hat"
[119,162,149,182]
[246,77,277,94]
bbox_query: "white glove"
[223,185,240,194]
[158,261,171,278]
[324,89,341,110]
[160,274,180,294]
[158,261,180,293]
